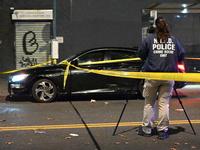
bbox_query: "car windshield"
[58,53,78,64]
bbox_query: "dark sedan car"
[8,47,186,102]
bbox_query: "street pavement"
[0,84,200,150]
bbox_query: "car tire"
[32,79,57,103]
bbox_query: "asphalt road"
[0,84,200,150]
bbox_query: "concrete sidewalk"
[0,78,8,96]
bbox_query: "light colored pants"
[142,79,174,134]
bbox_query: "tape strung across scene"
[63,61,70,88]
[60,58,141,88]
[61,58,200,88]
[0,60,56,74]
[78,57,141,65]
[70,63,200,82]
[1,57,200,89]
[186,57,200,60]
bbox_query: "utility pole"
[53,0,56,39]
[52,0,58,63]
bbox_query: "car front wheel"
[32,79,57,103]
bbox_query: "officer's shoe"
[138,126,152,137]
[157,131,169,140]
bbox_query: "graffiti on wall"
[23,31,39,55]
[15,22,51,69]
[19,31,39,67]
[19,56,38,67]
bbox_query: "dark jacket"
[138,34,185,72]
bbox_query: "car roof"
[83,47,138,52]
[66,47,138,61]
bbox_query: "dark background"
[0,0,199,79]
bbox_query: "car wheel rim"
[35,81,54,101]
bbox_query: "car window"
[105,50,137,60]
[78,51,104,64]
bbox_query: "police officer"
[138,17,185,139]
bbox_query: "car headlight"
[10,74,29,82]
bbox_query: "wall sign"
[12,10,53,20]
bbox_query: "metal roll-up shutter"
[15,22,51,69]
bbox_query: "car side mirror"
[71,59,78,66]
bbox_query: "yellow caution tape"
[79,58,141,65]
[57,58,200,88]
[186,57,200,60]
[70,63,199,82]
[1,58,200,90]
[60,57,142,88]
[63,61,70,88]
[0,60,54,74]
[60,60,200,89]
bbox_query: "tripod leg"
[112,99,128,136]
[174,88,196,135]
[112,80,136,136]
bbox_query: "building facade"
[0,0,198,80]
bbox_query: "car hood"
[11,64,64,75]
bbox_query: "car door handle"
[97,66,104,70]
[120,63,126,67]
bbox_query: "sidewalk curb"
[0,79,8,96]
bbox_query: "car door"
[69,50,110,94]
[103,49,143,94]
